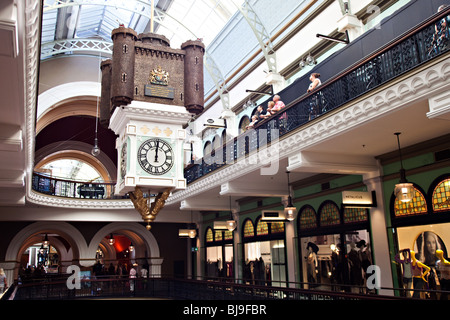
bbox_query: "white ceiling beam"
[427,90,450,121]
[219,181,286,197]
[287,151,378,175]
[180,197,231,211]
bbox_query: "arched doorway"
[89,223,163,278]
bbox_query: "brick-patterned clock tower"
[102,25,205,199]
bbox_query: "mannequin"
[306,242,318,284]
[348,242,363,292]
[436,249,450,300]
[411,250,430,299]
[395,249,413,297]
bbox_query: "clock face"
[138,138,174,175]
[120,142,127,179]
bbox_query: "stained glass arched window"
[319,202,340,226]
[344,207,368,223]
[256,219,269,236]
[432,178,450,212]
[299,206,317,229]
[206,227,214,242]
[224,230,233,240]
[270,221,285,234]
[243,219,255,238]
[215,230,223,241]
[394,187,427,217]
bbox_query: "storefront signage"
[213,221,228,230]
[342,190,377,208]
[261,210,286,221]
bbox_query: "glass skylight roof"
[41,0,244,59]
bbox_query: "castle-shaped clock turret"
[103,26,205,196]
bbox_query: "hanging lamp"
[284,171,297,221]
[393,132,414,202]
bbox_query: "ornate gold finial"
[129,186,173,229]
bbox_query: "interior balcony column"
[363,173,394,296]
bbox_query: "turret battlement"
[100,27,205,128]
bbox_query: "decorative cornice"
[24,0,41,203]
[167,57,450,205]
[27,190,134,209]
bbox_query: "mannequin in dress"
[411,250,430,299]
[306,242,318,284]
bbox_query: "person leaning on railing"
[307,73,322,120]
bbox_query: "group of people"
[245,72,323,131]
[246,94,286,130]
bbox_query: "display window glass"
[244,240,286,287]
[204,227,234,279]
[300,229,371,292]
[394,223,450,299]
[242,216,287,287]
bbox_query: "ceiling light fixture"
[393,132,414,202]
[284,171,297,221]
[91,51,102,157]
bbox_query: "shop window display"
[244,240,286,287]
[394,224,449,299]
[242,217,287,287]
[204,227,234,279]
[300,230,372,292]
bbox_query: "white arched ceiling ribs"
[232,0,277,73]
[42,0,231,112]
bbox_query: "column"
[364,174,394,296]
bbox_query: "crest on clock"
[150,66,169,86]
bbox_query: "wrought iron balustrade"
[185,8,450,184]
[31,172,120,199]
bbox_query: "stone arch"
[89,223,163,276]
[4,222,89,282]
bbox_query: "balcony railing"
[185,8,450,184]
[8,276,406,301]
[31,172,121,199]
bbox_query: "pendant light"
[226,196,236,231]
[91,51,101,157]
[129,242,135,252]
[394,132,414,202]
[108,233,115,245]
[284,171,297,221]
[43,234,50,247]
[179,211,197,238]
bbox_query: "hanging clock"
[137,138,174,175]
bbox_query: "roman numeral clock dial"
[138,138,174,175]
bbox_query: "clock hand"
[154,140,159,163]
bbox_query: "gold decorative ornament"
[150,65,169,86]
[129,186,173,230]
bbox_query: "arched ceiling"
[41,0,244,59]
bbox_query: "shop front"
[297,200,372,293]
[389,174,450,300]
[204,227,234,280]
[242,216,287,287]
